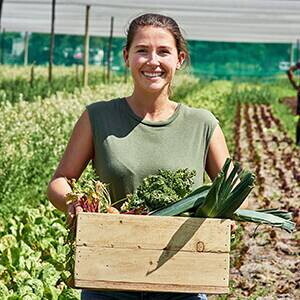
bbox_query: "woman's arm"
[205,124,249,209]
[205,125,230,180]
[47,110,94,214]
[287,64,300,91]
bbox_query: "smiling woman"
[123,14,188,118]
[47,13,231,300]
[123,26,185,99]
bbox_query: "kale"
[121,169,196,212]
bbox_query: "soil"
[211,104,299,300]
[280,96,298,115]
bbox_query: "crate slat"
[76,213,230,253]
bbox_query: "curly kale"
[121,169,196,212]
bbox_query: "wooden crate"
[74,212,231,294]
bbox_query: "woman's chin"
[140,82,169,94]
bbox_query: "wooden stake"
[0,28,5,64]
[30,64,35,88]
[0,0,3,64]
[75,64,80,86]
[83,5,90,87]
[24,32,29,66]
[49,0,56,83]
[297,39,300,64]
[124,65,128,83]
[107,16,114,83]
[0,0,3,32]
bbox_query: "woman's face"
[123,26,185,95]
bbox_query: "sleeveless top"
[86,97,219,203]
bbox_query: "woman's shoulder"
[86,97,123,111]
[181,103,218,123]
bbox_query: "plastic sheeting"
[1,0,300,43]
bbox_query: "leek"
[233,209,295,233]
[195,158,255,218]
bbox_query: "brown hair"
[125,13,190,68]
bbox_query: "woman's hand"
[47,110,94,214]
[66,200,83,232]
[231,221,238,233]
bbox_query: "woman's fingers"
[75,205,83,215]
[231,221,238,233]
[66,202,75,227]
[66,200,84,232]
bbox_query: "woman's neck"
[125,89,177,122]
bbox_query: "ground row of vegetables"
[0,71,297,299]
[0,65,123,104]
[224,98,299,299]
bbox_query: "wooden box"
[74,212,231,294]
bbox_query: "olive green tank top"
[86,97,218,202]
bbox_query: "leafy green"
[58,288,80,300]
[0,281,9,297]
[121,168,196,212]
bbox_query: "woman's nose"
[147,52,160,65]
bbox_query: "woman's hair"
[125,13,190,68]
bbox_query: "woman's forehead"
[131,26,176,46]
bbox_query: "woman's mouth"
[142,71,165,79]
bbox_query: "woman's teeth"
[142,71,164,78]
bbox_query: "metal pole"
[49,0,56,82]
[107,16,114,83]
[83,5,90,87]
[24,32,29,66]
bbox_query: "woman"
[47,13,231,300]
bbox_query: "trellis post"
[24,32,29,66]
[107,16,114,83]
[49,0,56,82]
[83,5,90,87]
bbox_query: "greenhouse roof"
[1,0,300,43]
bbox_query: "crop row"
[0,65,123,104]
[229,100,299,298]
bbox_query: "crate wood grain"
[74,212,231,294]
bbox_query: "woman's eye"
[137,49,146,53]
[159,50,170,55]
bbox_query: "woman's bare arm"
[287,65,300,90]
[47,110,94,213]
[205,125,230,180]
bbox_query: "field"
[0,66,299,299]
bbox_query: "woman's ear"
[177,51,186,69]
[123,48,129,68]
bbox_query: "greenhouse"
[0,1,299,299]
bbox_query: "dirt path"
[219,104,299,299]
